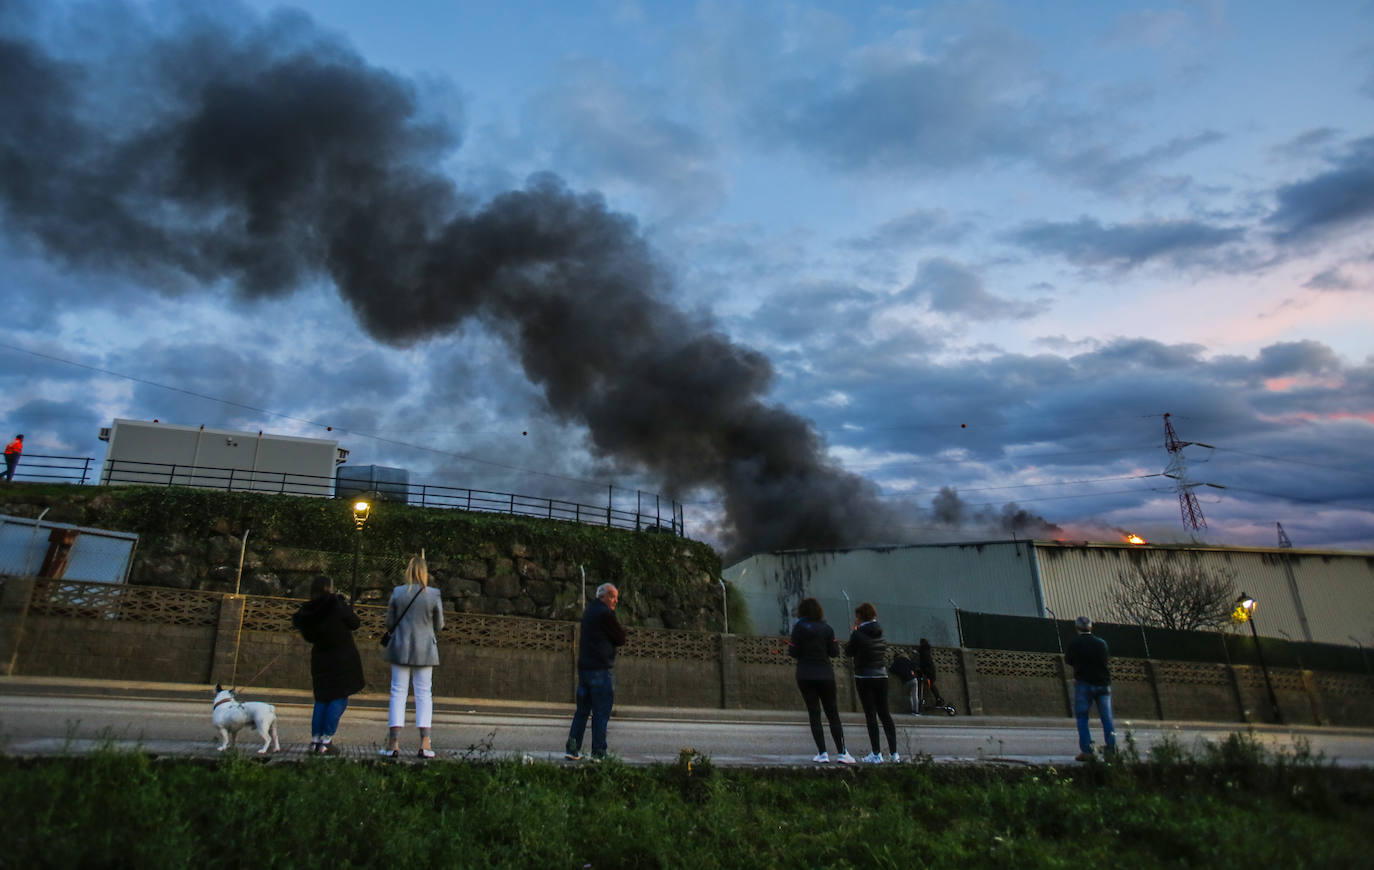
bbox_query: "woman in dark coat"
[292,574,366,754]
[845,602,899,763]
[789,597,854,764]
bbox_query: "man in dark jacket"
[1064,615,1116,761]
[565,583,627,761]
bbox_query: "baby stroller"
[889,655,957,716]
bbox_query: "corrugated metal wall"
[725,541,1374,649]
[725,541,1041,646]
[1034,543,1374,646]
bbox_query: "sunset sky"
[2,0,1372,556]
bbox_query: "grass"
[1,737,1370,869]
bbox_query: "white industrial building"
[724,540,1374,648]
[99,419,348,497]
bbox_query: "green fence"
[956,610,1372,674]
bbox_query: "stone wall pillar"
[1301,670,1328,725]
[209,594,246,687]
[1143,659,1165,721]
[570,621,581,701]
[719,634,739,709]
[0,576,37,676]
[958,648,984,716]
[1055,657,1073,717]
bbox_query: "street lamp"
[350,499,371,602]
[1235,592,1283,724]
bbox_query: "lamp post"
[350,499,371,603]
[1235,592,1283,724]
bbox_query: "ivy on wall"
[5,483,721,596]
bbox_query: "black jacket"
[1065,632,1111,685]
[292,594,366,702]
[789,619,838,681]
[578,598,627,670]
[845,620,888,677]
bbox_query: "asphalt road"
[3,677,1373,768]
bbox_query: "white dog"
[212,684,280,754]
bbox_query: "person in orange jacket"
[2,434,21,482]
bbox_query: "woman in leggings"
[380,554,444,759]
[845,602,899,763]
[789,597,855,764]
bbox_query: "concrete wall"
[3,576,1373,727]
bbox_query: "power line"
[0,340,621,491]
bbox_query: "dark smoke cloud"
[930,486,1062,538]
[0,1,908,558]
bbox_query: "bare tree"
[1108,560,1238,631]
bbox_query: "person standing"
[916,637,943,712]
[790,597,855,764]
[3,434,22,482]
[1064,615,1116,762]
[291,574,365,755]
[565,582,627,761]
[380,554,443,759]
[845,602,900,763]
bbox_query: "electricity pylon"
[1162,413,1217,533]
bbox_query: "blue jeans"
[1074,681,1116,754]
[311,697,349,738]
[567,668,615,757]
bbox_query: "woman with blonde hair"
[379,554,444,759]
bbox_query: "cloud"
[1006,216,1244,268]
[845,208,975,252]
[528,58,727,219]
[740,16,1060,175]
[899,257,1049,320]
[1266,136,1374,244]
[1052,131,1225,196]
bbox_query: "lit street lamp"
[1235,592,1283,724]
[350,499,371,603]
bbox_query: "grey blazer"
[383,584,444,667]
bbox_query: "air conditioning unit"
[98,427,111,442]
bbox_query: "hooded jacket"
[845,620,888,678]
[291,593,366,703]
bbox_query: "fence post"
[80,457,91,485]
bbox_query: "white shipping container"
[99,419,348,497]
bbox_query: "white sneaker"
[861,751,883,764]
[890,752,902,763]
[812,751,829,763]
[835,751,857,765]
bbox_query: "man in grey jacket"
[1064,615,1116,762]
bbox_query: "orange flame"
[1125,533,1146,545]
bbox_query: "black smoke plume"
[930,487,1062,538]
[0,1,911,558]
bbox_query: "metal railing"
[15,455,684,536]
[3,453,95,485]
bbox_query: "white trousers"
[389,664,434,729]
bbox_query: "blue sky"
[2,0,1372,558]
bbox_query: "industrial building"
[724,540,1374,648]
